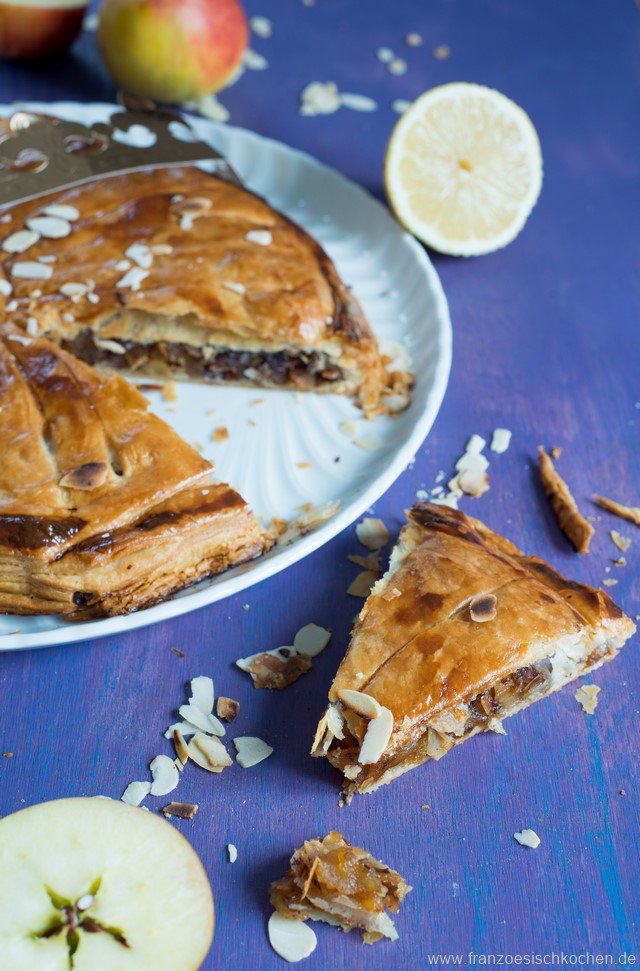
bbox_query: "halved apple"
[0,0,87,60]
[0,797,214,969]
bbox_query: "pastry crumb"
[217,696,240,722]
[162,381,177,402]
[212,426,229,442]
[603,578,618,587]
[594,494,640,527]
[433,44,451,59]
[296,461,312,469]
[574,684,600,714]
[171,647,185,658]
[162,802,198,820]
[538,447,593,553]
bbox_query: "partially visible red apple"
[0,0,87,59]
[98,0,249,103]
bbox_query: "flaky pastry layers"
[0,167,404,415]
[313,502,635,798]
[0,332,267,619]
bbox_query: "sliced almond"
[227,843,238,863]
[178,704,225,737]
[188,732,233,772]
[216,696,240,722]
[234,736,273,768]
[469,593,497,623]
[268,912,317,963]
[610,529,631,553]
[149,754,180,796]
[353,433,383,451]
[326,704,345,740]
[245,229,273,246]
[237,649,312,691]
[11,261,53,280]
[162,802,198,820]
[381,586,402,601]
[43,204,79,221]
[347,570,378,598]
[163,721,198,739]
[358,706,394,765]
[116,266,148,291]
[59,282,90,298]
[2,229,39,253]
[189,675,214,715]
[292,623,331,657]
[458,468,490,498]
[26,215,70,239]
[514,829,541,849]
[355,517,390,550]
[58,461,109,491]
[348,550,381,570]
[120,780,151,807]
[94,337,126,354]
[336,689,381,720]
[173,728,189,766]
[125,242,153,269]
[490,428,512,453]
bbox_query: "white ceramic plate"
[0,101,451,651]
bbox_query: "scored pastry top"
[329,502,634,724]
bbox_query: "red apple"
[0,0,87,59]
[98,0,249,103]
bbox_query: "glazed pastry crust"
[315,502,635,794]
[0,331,267,618]
[0,166,393,414]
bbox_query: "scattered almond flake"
[550,446,562,460]
[614,556,626,567]
[458,468,490,498]
[293,623,331,656]
[433,44,452,60]
[0,279,12,296]
[406,31,423,46]
[538,448,593,553]
[594,494,640,527]
[250,14,272,36]
[300,80,342,116]
[469,593,497,622]
[26,215,70,239]
[575,684,601,715]
[348,550,381,571]
[162,802,198,820]
[356,517,389,550]
[217,696,240,722]
[125,242,153,269]
[388,57,408,75]
[243,47,269,69]
[149,754,180,796]
[173,728,190,766]
[392,99,412,115]
[121,780,151,806]
[325,704,345,741]
[59,281,89,298]
[354,432,383,451]
[161,381,177,403]
[6,333,33,346]
[87,292,100,304]
[2,229,39,253]
[376,46,395,62]
[212,425,229,443]
[382,586,402,601]
[610,529,631,552]
[237,647,312,691]
[43,204,80,221]
[340,419,359,437]
[490,428,512,453]
[245,229,273,246]
[514,829,540,849]
[94,337,126,354]
[268,911,317,963]
[223,280,246,294]
[603,578,618,587]
[620,789,627,796]
[347,570,378,598]
[25,317,39,336]
[340,92,378,112]
[189,93,230,123]
[189,675,214,715]
[114,259,131,273]
[151,243,173,256]
[116,266,148,290]
[359,706,394,764]
[188,733,233,772]
[234,736,273,768]
[337,689,381,720]
[227,843,238,862]
[179,704,225,737]
[11,261,53,280]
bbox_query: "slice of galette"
[0,166,409,416]
[313,502,635,798]
[0,330,267,618]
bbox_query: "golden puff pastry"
[313,502,635,798]
[0,167,405,415]
[0,330,267,618]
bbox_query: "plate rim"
[0,100,452,652]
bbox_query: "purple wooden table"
[1,1,639,968]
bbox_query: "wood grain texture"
[1,0,639,968]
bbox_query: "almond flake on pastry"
[26,216,71,239]
[2,229,39,253]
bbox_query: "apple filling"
[269,831,410,944]
[63,329,345,390]
[326,635,617,794]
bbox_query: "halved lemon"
[385,83,543,256]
